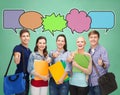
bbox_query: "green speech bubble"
[43,13,67,35]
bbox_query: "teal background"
[0,0,120,95]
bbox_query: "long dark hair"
[34,36,48,57]
[56,34,67,52]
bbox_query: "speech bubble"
[19,11,43,31]
[3,10,25,33]
[66,9,91,33]
[88,11,115,31]
[42,13,67,35]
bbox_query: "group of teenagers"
[13,29,110,95]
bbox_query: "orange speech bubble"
[19,11,43,31]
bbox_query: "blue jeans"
[88,85,102,95]
[49,78,69,95]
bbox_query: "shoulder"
[98,45,107,53]
[50,50,56,53]
[13,44,22,52]
[64,50,71,55]
[84,52,91,60]
[84,52,91,56]
[30,52,37,57]
[14,44,21,49]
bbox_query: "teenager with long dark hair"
[28,36,51,95]
[49,34,72,95]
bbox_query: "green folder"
[73,53,90,72]
[61,60,70,81]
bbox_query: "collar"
[35,51,43,56]
[56,49,65,54]
[90,44,100,52]
[35,51,46,59]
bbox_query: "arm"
[58,51,72,84]
[14,52,21,64]
[58,71,68,84]
[98,48,110,69]
[27,53,49,81]
[31,70,49,81]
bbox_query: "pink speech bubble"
[66,9,91,33]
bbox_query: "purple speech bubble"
[66,9,91,33]
[3,10,25,33]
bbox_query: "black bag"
[98,72,117,95]
[92,60,117,95]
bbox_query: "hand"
[67,53,74,63]
[52,51,60,58]
[58,78,64,84]
[98,57,103,66]
[98,57,106,68]
[41,75,49,81]
[14,52,21,64]
[72,61,78,67]
[46,57,51,63]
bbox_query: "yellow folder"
[34,60,48,80]
[48,61,69,84]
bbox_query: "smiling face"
[76,37,86,50]
[56,36,65,50]
[37,39,46,51]
[89,34,99,47]
[20,32,30,46]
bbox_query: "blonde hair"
[77,36,86,45]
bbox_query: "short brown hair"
[19,29,30,37]
[88,30,100,38]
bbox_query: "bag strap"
[89,48,100,76]
[4,47,25,77]
[4,53,14,77]
[92,60,100,76]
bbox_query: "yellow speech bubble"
[19,11,43,31]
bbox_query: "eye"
[81,41,84,43]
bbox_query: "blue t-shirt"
[69,72,88,87]
[13,44,31,78]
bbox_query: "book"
[34,60,48,80]
[73,53,90,72]
[48,61,69,84]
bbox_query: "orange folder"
[48,61,69,84]
[34,60,48,80]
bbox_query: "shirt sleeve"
[49,50,55,64]
[64,51,72,72]
[27,53,34,74]
[101,47,110,69]
[13,45,21,53]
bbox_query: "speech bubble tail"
[70,29,74,34]
[51,32,54,36]
[106,29,109,32]
[31,29,36,32]
[13,28,17,33]
[71,31,74,34]
[104,29,109,35]
[50,31,55,36]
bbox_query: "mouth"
[78,44,82,48]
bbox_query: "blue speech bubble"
[3,10,25,33]
[88,11,115,31]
